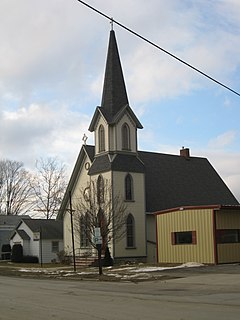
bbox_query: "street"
[0,272,240,320]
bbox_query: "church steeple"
[89,30,143,156]
[101,30,129,121]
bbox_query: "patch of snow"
[130,262,205,273]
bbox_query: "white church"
[58,30,238,264]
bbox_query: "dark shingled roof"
[85,145,239,211]
[22,219,63,240]
[101,30,129,121]
[89,31,142,131]
[15,230,30,240]
[138,150,239,212]
[89,153,145,175]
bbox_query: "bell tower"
[89,30,143,156]
[88,30,146,262]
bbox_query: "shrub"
[11,244,23,263]
[57,250,71,264]
[1,244,11,260]
[22,255,39,263]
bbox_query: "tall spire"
[101,30,129,120]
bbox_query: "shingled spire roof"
[89,30,142,131]
[101,30,129,120]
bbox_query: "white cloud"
[0,103,92,172]
[208,131,237,149]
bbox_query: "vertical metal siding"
[157,208,215,264]
[216,209,240,263]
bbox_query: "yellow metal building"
[156,205,240,264]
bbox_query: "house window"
[216,229,240,244]
[52,241,59,253]
[80,213,90,247]
[125,174,133,201]
[171,231,197,245]
[97,175,104,204]
[126,214,135,248]
[122,123,131,150]
[98,125,105,152]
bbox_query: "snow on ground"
[130,262,205,273]
[18,262,205,280]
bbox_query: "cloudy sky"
[0,0,240,201]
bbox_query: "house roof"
[21,219,63,240]
[11,229,30,240]
[0,215,30,226]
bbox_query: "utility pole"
[69,191,76,272]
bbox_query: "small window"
[122,123,131,150]
[98,125,105,152]
[52,241,59,253]
[171,231,197,245]
[126,214,135,248]
[125,174,133,201]
[216,229,240,244]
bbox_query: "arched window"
[126,214,135,248]
[125,173,133,201]
[97,175,104,204]
[80,213,90,247]
[98,125,105,152]
[122,123,131,150]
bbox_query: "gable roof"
[57,144,94,219]
[139,150,239,212]
[59,144,238,215]
[21,219,63,240]
[11,229,30,240]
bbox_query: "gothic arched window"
[122,123,131,150]
[97,175,104,204]
[125,173,133,201]
[80,213,90,247]
[98,125,105,152]
[126,214,135,248]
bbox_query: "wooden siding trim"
[212,209,218,264]
[155,215,159,262]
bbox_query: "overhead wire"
[76,0,240,97]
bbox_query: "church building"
[58,30,239,264]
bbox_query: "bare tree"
[73,178,128,254]
[0,159,35,215]
[32,157,67,219]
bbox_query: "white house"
[10,219,63,263]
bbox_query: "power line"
[76,0,240,97]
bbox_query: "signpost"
[94,227,102,275]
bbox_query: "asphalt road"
[0,271,240,320]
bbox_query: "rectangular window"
[216,229,240,244]
[52,241,59,253]
[171,231,197,245]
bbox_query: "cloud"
[208,131,237,149]
[0,103,92,172]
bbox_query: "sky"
[0,0,240,202]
